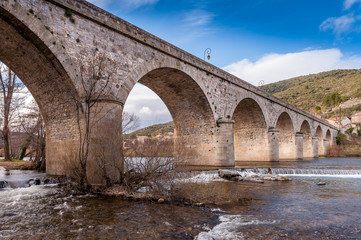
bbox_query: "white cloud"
[88,0,158,10]
[125,83,160,100]
[321,0,361,37]
[87,0,112,8]
[118,0,159,10]
[175,9,216,44]
[344,0,361,10]
[124,83,172,129]
[319,14,358,36]
[223,48,361,85]
[183,10,214,27]
[139,106,152,115]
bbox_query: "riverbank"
[343,145,361,157]
[0,160,32,170]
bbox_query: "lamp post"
[204,48,211,61]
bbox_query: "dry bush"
[120,138,196,199]
[118,139,242,206]
[122,142,175,195]
[326,145,345,157]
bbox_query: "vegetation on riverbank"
[263,69,361,117]
[328,131,361,157]
[0,159,32,170]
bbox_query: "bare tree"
[0,62,25,161]
[122,111,139,135]
[73,51,118,190]
[17,103,46,170]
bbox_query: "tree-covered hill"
[263,69,361,116]
[128,121,174,138]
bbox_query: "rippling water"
[1,157,361,239]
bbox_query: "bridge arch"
[325,129,332,141]
[0,2,80,118]
[299,120,313,158]
[324,129,333,154]
[276,112,296,159]
[325,129,332,152]
[232,98,269,161]
[125,67,217,165]
[315,126,324,156]
[0,2,83,175]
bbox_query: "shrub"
[336,131,346,145]
[322,92,342,107]
[346,127,354,136]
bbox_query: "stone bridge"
[0,0,338,184]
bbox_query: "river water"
[1,157,361,239]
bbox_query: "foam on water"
[237,168,361,179]
[177,171,225,183]
[280,174,361,178]
[0,185,58,205]
[195,215,277,240]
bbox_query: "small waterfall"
[271,168,361,175]
[237,168,361,176]
[0,169,47,189]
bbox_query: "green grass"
[0,159,24,162]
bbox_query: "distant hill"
[128,121,174,138]
[263,69,361,117]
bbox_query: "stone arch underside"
[0,8,80,174]
[326,129,332,142]
[300,120,313,158]
[325,129,332,153]
[276,112,296,159]
[137,68,217,165]
[315,126,324,156]
[232,98,269,161]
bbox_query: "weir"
[239,168,361,176]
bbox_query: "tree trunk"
[0,66,16,161]
[2,96,11,161]
[3,128,11,161]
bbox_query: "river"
[1,157,361,239]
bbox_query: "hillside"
[128,121,174,138]
[263,69,361,116]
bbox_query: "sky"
[87,0,361,128]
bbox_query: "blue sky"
[88,0,361,128]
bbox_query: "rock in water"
[218,169,240,180]
[0,181,8,188]
[35,178,41,185]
